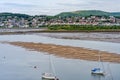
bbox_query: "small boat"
[91,52,105,75]
[42,55,59,80]
[91,68,104,75]
[42,73,59,80]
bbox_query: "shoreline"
[35,32,120,43]
[0,29,120,43]
[0,29,120,35]
[7,42,120,63]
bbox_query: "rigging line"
[99,51,105,72]
[99,51,106,80]
[51,56,57,76]
[49,54,57,76]
[49,54,52,73]
[98,51,101,67]
[100,54,105,72]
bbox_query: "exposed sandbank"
[7,42,120,63]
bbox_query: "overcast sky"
[0,0,119,15]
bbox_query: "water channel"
[0,34,120,80]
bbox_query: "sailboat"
[91,51,105,75]
[42,54,59,80]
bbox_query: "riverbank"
[0,28,120,43]
[36,32,120,43]
[0,28,47,35]
[0,28,120,34]
[7,42,120,63]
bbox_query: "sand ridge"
[8,42,120,63]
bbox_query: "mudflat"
[8,42,120,63]
[36,32,120,43]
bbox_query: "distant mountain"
[0,10,120,18]
[0,12,30,18]
[55,10,120,17]
[110,12,120,17]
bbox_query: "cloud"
[0,0,120,15]
[57,3,87,7]
[57,0,103,7]
[2,3,37,8]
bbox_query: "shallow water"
[0,34,120,80]
[0,34,120,54]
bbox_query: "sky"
[0,0,120,15]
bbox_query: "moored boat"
[42,73,59,80]
[91,68,105,75]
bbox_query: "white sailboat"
[42,73,58,80]
[91,51,105,75]
[42,55,59,80]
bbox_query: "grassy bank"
[0,25,120,35]
[48,25,120,31]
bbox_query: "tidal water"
[0,34,120,80]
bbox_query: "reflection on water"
[0,35,120,80]
[91,74,105,80]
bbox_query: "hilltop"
[56,10,120,17]
[0,12,30,18]
[0,10,120,18]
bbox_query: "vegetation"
[56,10,120,18]
[110,12,120,17]
[0,10,120,30]
[48,25,120,31]
[0,13,30,18]
[1,10,120,19]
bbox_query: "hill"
[110,12,120,17]
[55,10,120,17]
[0,12,30,18]
[0,10,120,18]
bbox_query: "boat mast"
[49,54,52,73]
[99,51,105,72]
[98,51,101,67]
[49,55,56,76]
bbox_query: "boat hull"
[91,68,104,75]
[42,76,56,80]
[42,73,58,80]
[91,72,104,75]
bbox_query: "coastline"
[7,42,120,63]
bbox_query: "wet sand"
[8,42,120,63]
[36,32,120,43]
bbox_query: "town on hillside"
[0,13,120,28]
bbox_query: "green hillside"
[0,10,120,18]
[110,12,120,17]
[0,12,30,18]
[55,10,120,17]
